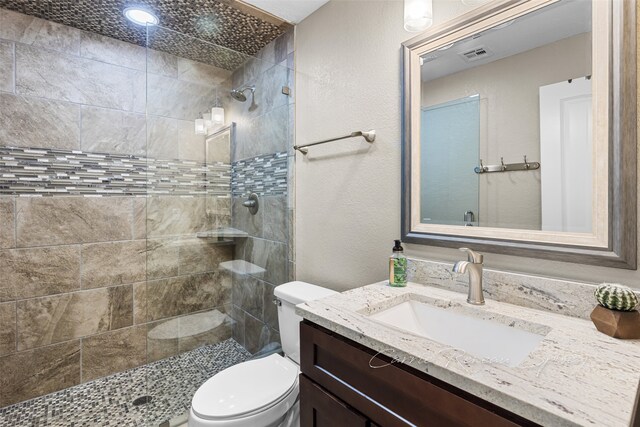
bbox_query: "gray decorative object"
[595,283,639,312]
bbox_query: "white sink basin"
[369,300,546,367]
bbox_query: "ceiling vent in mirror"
[460,46,493,62]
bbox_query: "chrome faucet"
[452,248,485,305]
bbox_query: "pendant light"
[404,0,433,32]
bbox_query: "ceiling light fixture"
[404,0,433,32]
[211,107,225,127]
[124,7,159,26]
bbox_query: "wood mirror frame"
[401,0,637,269]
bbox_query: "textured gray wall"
[295,0,640,291]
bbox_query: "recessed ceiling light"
[124,7,159,26]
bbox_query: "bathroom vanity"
[297,283,640,426]
[299,321,535,426]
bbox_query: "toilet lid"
[192,353,299,420]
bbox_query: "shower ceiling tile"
[0,0,292,70]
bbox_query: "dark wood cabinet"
[299,320,539,427]
[300,375,371,427]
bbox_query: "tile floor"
[0,339,251,427]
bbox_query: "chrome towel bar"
[294,130,376,155]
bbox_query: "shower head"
[230,85,255,102]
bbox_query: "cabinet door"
[300,375,369,427]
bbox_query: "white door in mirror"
[540,77,593,233]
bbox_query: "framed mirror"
[401,0,636,268]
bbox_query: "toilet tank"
[273,281,337,364]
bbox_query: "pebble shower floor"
[0,339,251,427]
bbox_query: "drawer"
[300,321,536,427]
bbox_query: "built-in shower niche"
[199,123,238,245]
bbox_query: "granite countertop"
[296,282,640,427]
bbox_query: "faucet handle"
[459,247,483,264]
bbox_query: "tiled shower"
[0,7,294,425]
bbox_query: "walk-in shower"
[0,4,294,425]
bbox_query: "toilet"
[188,281,338,427]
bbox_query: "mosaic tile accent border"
[0,339,251,427]
[231,152,288,197]
[0,147,231,196]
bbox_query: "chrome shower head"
[230,85,255,102]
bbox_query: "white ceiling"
[421,0,592,82]
[242,0,330,24]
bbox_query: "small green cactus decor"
[591,283,640,339]
[594,283,638,311]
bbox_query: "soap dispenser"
[389,240,407,287]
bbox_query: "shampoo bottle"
[389,240,407,287]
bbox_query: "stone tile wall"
[223,30,296,354]
[0,8,238,407]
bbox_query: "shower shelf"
[219,260,266,276]
[196,227,249,244]
[198,239,235,246]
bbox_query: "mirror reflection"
[420,0,592,232]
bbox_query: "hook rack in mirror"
[474,155,540,174]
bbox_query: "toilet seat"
[191,354,299,422]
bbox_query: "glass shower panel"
[420,95,480,226]
[142,25,294,425]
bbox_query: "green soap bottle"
[389,240,407,287]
